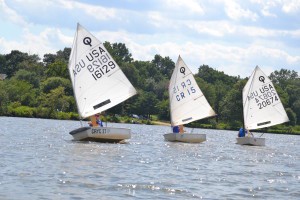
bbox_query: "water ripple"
[0,117,299,199]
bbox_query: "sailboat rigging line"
[259,133,264,137]
[108,68,121,77]
[194,94,204,100]
[182,72,192,78]
[273,102,282,106]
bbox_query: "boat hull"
[69,127,131,143]
[236,137,265,146]
[163,133,206,143]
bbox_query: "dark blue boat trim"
[69,127,91,135]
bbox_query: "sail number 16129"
[90,60,116,80]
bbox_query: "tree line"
[0,42,299,133]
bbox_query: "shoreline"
[152,121,171,126]
[1,116,299,135]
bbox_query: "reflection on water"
[0,117,299,199]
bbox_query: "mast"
[68,23,83,122]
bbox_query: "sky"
[0,0,299,78]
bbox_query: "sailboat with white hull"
[68,23,137,143]
[164,56,216,143]
[237,66,289,146]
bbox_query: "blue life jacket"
[238,128,245,137]
[97,119,103,127]
[173,126,179,133]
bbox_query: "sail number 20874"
[257,95,279,109]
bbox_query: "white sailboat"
[163,56,216,143]
[237,66,289,146]
[68,23,137,142]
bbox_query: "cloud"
[147,11,167,28]
[0,0,28,26]
[0,0,299,78]
[250,0,278,17]
[251,0,300,16]
[0,27,73,58]
[95,28,299,77]
[164,0,205,14]
[282,0,300,14]
[223,0,259,21]
[59,0,117,21]
[185,20,235,37]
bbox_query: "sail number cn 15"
[172,79,196,101]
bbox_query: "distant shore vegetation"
[0,42,299,134]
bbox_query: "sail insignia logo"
[83,37,92,46]
[259,76,265,83]
[180,67,185,75]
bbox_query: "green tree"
[133,60,165,90]
[19,60,45,78]
[132,91,159,118]
[45,60,69,78]
[274,85,289,108]
[5,79,37,106]
[157,98,170,120]
[286,108,296,126]
[43,53,56,66]
[14,69,40,88]
[213,80,228,122]
[43,48,71,66]
[220,80,246,125]
[0,81,9,114]
[195,77,216,111]
[104,42,133,64]
[40,86,70,115]
[41,77,73,96]
[3,50,40,78]
[269,69,298,90]
[120,62,139,87]
[153,79,169,100]
[197,64,239,85]
[0,54,6,74]
[152,54,175,79]
[292,100,300,125]
[56,48,71,62]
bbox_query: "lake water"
[0,117,299,199]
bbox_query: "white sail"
[243,66,289,130]
[169,56,216,126]
[68,23,137,118]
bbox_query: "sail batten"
[243,66,289,130]
[68,23,137,118]
[169,56,216,126]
